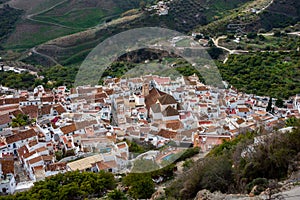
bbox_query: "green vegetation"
[16,0,253,66]
[107,189,127,200]
[0,71,41,90]
[285,117,300,127]
[0,5,23,43]
[177,147,200,162]
[32,0,154,29]
[1,171,115,200]
[123,173,155,199]
[33,8,109,29]
[3,0,154,50]
[166,124,300,199]
[11,114,35,128]
[219,33,300,51]
[197,0,300,36]
[3,22,77,50]
[39,65,78,88]
[218,51,300,98]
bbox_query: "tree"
[207,47,224,59]
[107,189,127,200]
[6,171,116,199]
[11,113,33,127]
[266,97,273,112]
[285,117,299,127]
[123,174,155,199]
[247,32,257,39]
[275,98,284,108]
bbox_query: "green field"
[3,20,77,50]
[33,8,110,28]
[3,0,155,51]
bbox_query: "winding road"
[31,47,59,65]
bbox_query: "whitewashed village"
[0,73,299,194]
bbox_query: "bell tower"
[142,83,149,96]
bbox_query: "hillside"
[18,0,253,66]
[197,0,300,36]
[218,51,300,99]
[2,0,154,51]
[165,122,300,199]
[0,5,23,44]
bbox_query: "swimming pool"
[162,153,174,161]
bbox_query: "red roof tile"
[21,105,38,118]
[157,129,177,139]
[0,113,11,125]
[60,123,77,134]
[0,155,14,174]
[6,129,37,144]
[53,104,66,115]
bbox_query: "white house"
[0,173,16,194]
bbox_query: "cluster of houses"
[147,1,172,16]
[0,74,299,194]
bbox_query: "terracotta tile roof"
[158,94,177,105]
[236,118,245,125]
[145,88,165,110]
[0,155,14,174]
[117,143,127,149]
[6,129,37,144]
[33,165,44,171]
[9,109,23,117]
[21,105,38,118]
[153,77,171,85]
[42,155,53,161]
[0,105,19,112]
[104,89,114,95]
[47,162,67,171]
[95,92,108,99]
[17,145,29,158]
[4,98,20,105]
[23,151,36,159]
[36,146,47,153]
[40,104,52,115]
[166,120,182,130]
[96,160,117,171]
[238,108,250,113]
[61,123,77,134]
[157,129,177,139]
[28,156,43,165]
[53,104,66,115]
[162,106,179,117]
[196,86,208,91]
[28,139,38,147]
[75,120,98,130]
[0,113,11,125]
[41,96,54,103]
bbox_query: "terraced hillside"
[20,0,254,66]
[196,0,300,35]
[32,0,150,29]
[3,0,154,51]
